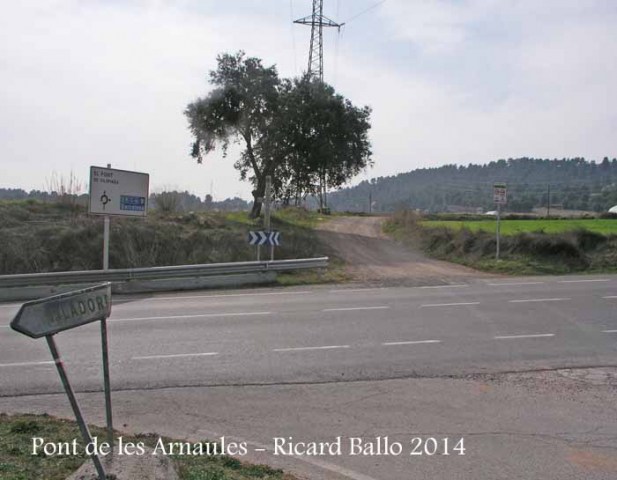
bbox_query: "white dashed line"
[494,333,555,340]
[0,361,54,368]
[420,284,469,289]
[329,288,387,293]
[273,345,350,352]
[603,296,617,299]
[132,352,218,360]
[487,282,544,286]
[382,340,441,346]
[558,279,610,283]
[322,306,390,312]
[0,304,19,308]
[509,298,570,303]
[146,291,312,301]
[420,302,480,308]
[111,312,272,322]
[602,330,617,333]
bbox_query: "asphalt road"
[1,275,616,480]
[1,275,616,395]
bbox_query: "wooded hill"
[328,157,617,213]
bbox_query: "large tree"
[274,76,372,208]
[186,51,372,217]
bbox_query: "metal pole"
[496,203,501,260]
[46,335,107,480]
[100,318,113,451]
[103,163,111,270]
[264,176,273,261]
[103,217,110,270]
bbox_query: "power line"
[343,0,387,24]
[289,0,298,75]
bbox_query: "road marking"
[0,361,54,367]
[602,330,617,333]
[494,333,555,340]
[273,345,350,352]
[146,291,312,301]
[0,325,10,328]
[509,298,570,303]
[420,284,469,289]
[603,296,617,299]
[329,288,387,293]
[487,282,544,286]
[382,340,441,346]
[132,352,218,360]
[0,304,20,308]
[111,312,272,322]
[558,279,610,283]
[420,302,480,308]
[322,306,390,312]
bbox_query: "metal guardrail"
[0,257,329,288]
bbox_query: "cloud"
[0,0,615,198]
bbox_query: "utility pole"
[547,184,551,218]
[294,0,344,81]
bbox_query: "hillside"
[328,157,617,213]
[0,201,323,275]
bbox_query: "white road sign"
[11,283,112,339]
[493,183,507,205]
[89,166,149,216]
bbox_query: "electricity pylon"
[294,0,344,81]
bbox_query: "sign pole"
[102,163,112,270]
[493,183,506,261]
[101,319,113,451]
[496,202,501,260]
[46,335,107,480]
[103,217,110,270]
[264,176,273,261]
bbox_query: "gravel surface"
[316,216,492,286]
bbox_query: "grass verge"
[385,210,617,275]
[421,218,617,236]
[0,413,296,480]
[0,202,329,275]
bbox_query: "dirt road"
[316,215,491,285]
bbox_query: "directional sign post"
[89,165,149,270]
[493,183,507,260]
[11,284,114,480]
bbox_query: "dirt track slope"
[316,215,492,286]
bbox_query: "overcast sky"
[1,0,615,200]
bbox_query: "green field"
[420,219,617,236]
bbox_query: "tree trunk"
[249,173,267,219]
[250,190,263,218]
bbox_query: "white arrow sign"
[11,284,112,339]
[248,231,281,246]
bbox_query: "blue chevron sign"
[248,231,281,246]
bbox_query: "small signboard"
[493,183,507,205]
[11,284,112,338]
[89,166,149,217]
[248,230,281,246]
